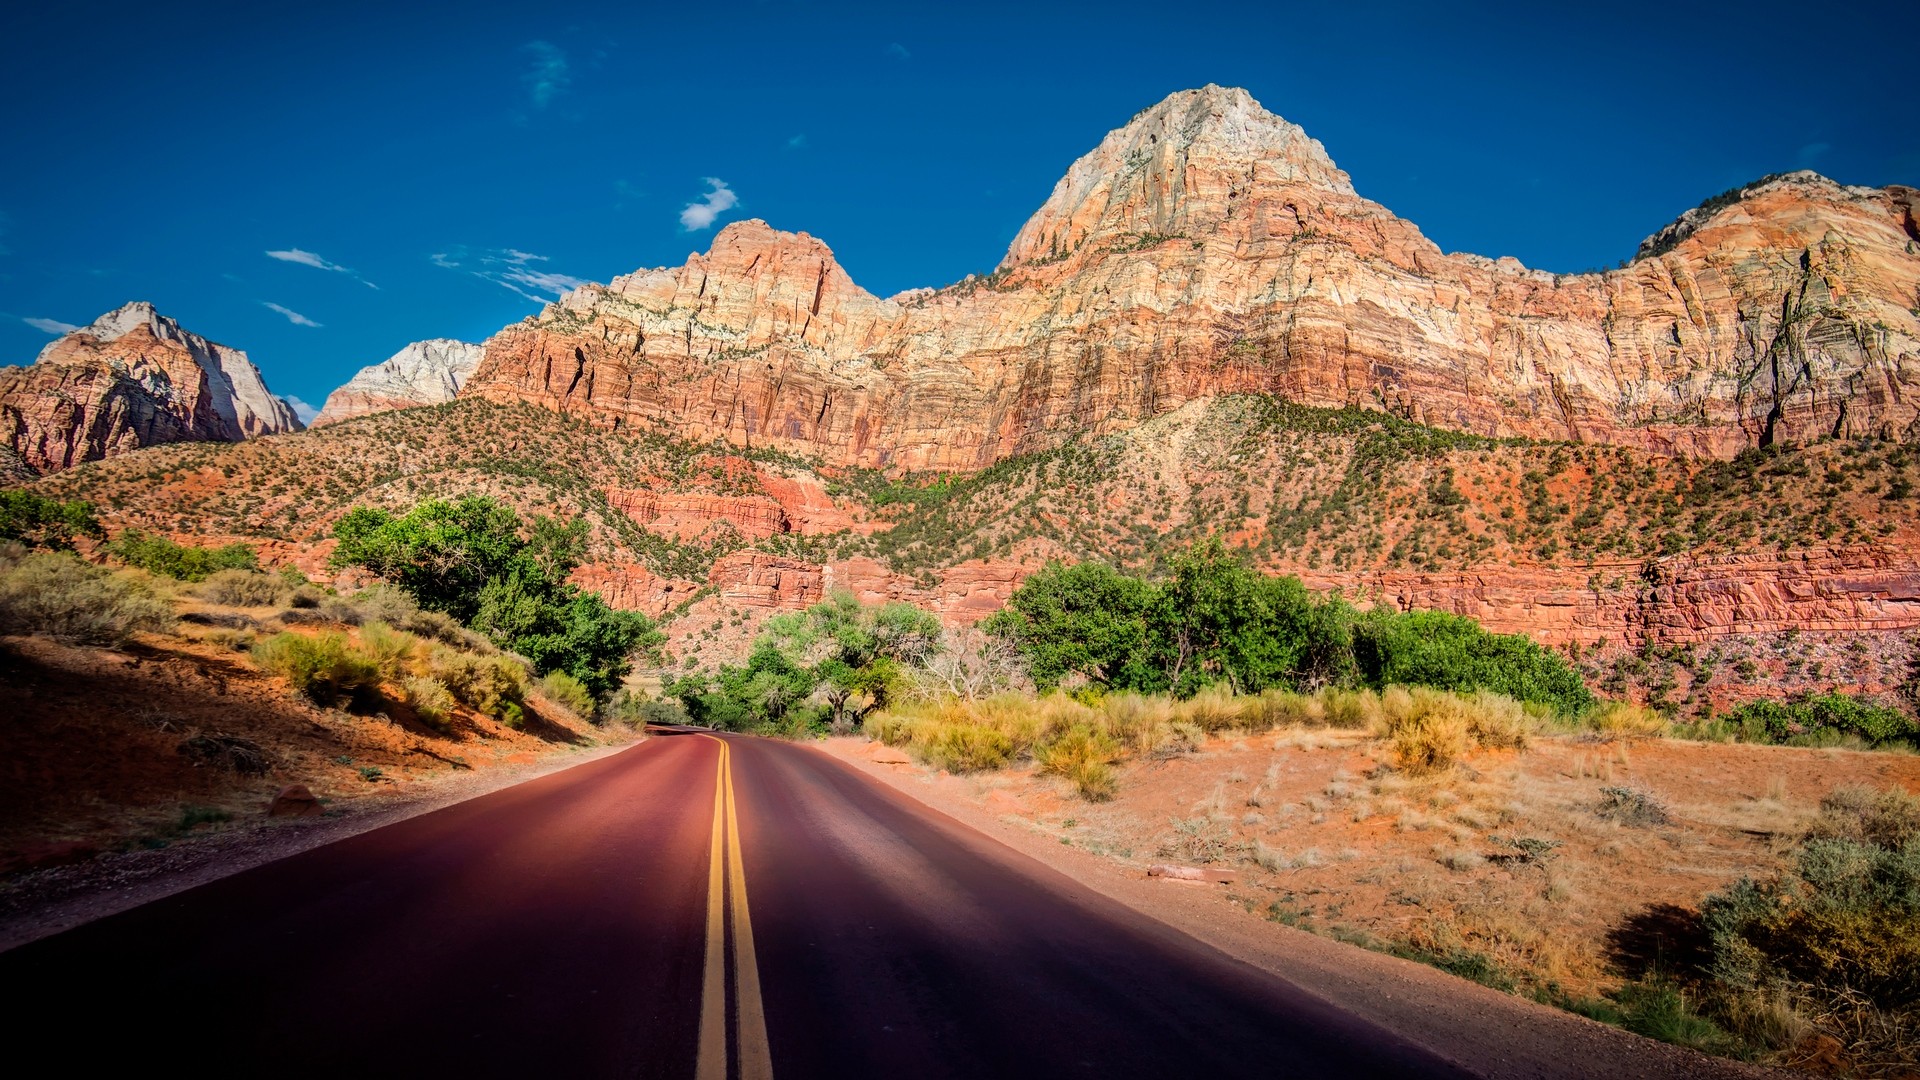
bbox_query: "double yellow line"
[696,735,772,1080]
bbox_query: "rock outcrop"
[312,339,484,426]
[462,85,1920,468]
[1,302,302,474]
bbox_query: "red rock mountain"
[461,85,1920,468]
[1,302,303,475]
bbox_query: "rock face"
[312,339,484,426]
[1,302,302,474]
[463,85,1920,468]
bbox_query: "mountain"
[460,85,1920,467]
[312,339,484,426]
[1,302,303,474]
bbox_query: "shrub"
[1719,693,1917,748]
[920,723,1014,772]
[1353,609,1595,715]
[1598,785,1673,827]
[1379,689,1473,775]
[107,529,257,581]
[357,621,419,681]
[400,676,455,729]
[252,632,380,707]
[428,646,529,726]
[0,552,173,644]
[194,569,289,608]
[1036,724,1121,801]
[1589,701,1670,738]
[536,670,596,719]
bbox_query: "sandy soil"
[812,732,1920,1078]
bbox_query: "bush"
[1378,688,1473,775]
[1598,785,1672,827]
[428,646,529,726]
[0,552,174,644]
[357,621,419,681]
[252,632,380,707]
[921,723,1014,772]
[107,529,258,581]
[536,670,596,719]
[1353,609,1594,715]
[1035,724,1121,800]
[400,676,455,729]
[194,569,289,608]
[1589,701,1669,738]
[1720,693,1917,748]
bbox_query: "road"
[0,731,1475,1078]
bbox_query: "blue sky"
[2,1,1912,419]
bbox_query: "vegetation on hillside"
[331,496,661,700]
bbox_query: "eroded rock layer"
[313,339,484,426]
[463,85,1920,468]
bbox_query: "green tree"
[0,492,103,551]
[1153,541,1355,695]
[981,560,1160,692]
[1351,609,1593,715]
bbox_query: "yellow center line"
[693,734,774,1080]
[724,741,773,1080]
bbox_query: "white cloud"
[23,316,80,335]
[266,247,378,289]
[680,178,738,231]
[884,42,911,61]
[429,246,588,304]
[786,133,807,150]
[285,395,320,424]
[261,302,322,327]
[522,41,571,108]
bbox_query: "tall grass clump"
[252,632,380,707]
[1035,724,1120,800]
[0,552,173,645]
[1371,686,1534,775]
[400,676,456,729]
[536,670,596,719]
[193,568,290,608]
[356,621,419,681]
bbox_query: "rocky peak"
[599,218,880,324]
[313,338,485,426]
[1002,84,1354,266]
[4,301,301,473]
[1634,170,1889,261]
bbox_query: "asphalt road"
[0,731,1476,1078]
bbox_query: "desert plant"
[536,670,596,719]
[107,529,257,581]
[427,645,529,726]
[1035,724,1121,801]
[1589,701,1670,738]
[356,621,419,681]
[251,632,380,707]
[400,675,455,729]
[0,552,173,645]
[920,723,1014,772]
[1598,785,1673,827]
[194,568,290,608]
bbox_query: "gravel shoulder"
[813,736,1792,1080]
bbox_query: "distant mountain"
[313,339,484,426]
[1,302,302,474]
[458,84,1920,466]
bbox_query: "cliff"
[1,302,302,474]
[461,85,1920,468]
[313,339,485,426]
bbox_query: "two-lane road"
[0,732,1472,1078]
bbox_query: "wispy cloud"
[1797,141,1832,168]
[23,316,79,335]
[522,41,571,108]
[429,247,587,304]
[262,302,322,327]
[266,248,378,289]
[680,178,738,231]
[884,41,911,62]
[786,133,807,150]
[285,395,320,424]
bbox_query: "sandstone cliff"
[462,85,1920,468]
[313,339,484,426]
[2,302,302,474]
